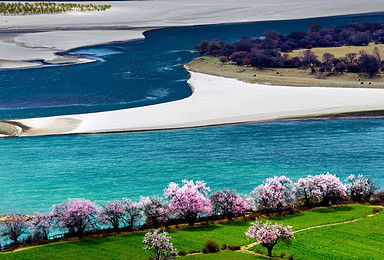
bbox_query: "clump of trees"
[0,2,111,15]
[0,174,381,252]
[195,21,384,77]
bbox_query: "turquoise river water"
[1,14,384,214]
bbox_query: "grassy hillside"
[1,204,378,259]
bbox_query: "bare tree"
[1,214,28,243]
[343,53,357,63]
[322,53,335,64]
[301,50,319,66]
[372,46,381,61]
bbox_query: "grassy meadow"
[1,204,381,259]
[289,43,384,60]
[187,43,384,89]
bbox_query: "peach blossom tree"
[209,189,249,220]
[52,198,99,238]
[164,180,211,225]
[143,229,177,260]
[250,176,293,212]
[246,219,294,257]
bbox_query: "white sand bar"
[4,72,384,137]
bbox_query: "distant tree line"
[1,173,382,252]
[195,21,384,77]
[0,2,111,15]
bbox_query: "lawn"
[252,208,384,259]
[0,204,377,259]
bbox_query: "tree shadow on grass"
[176,224,223,232]
[268,213,305,221]
[311,206,354,213]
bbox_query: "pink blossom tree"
[52,198,99,238]
[122,198,142,231]
[249,176,293,212]
[30,212,54,240]
[313,172,347,206]
[100,200,126,231]
[143,229,177,260]
[345,174,377,202]
[209,189,249,220]
[245,219,294,257]
[140,196,170,228]
[1,214,28,243]
[164,180,211,225]
[294,175,322,207]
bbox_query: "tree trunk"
[267,246,273,257]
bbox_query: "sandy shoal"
[4,71,383,137]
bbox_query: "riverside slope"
[2,71,384,137]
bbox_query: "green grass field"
[0,204,380,259]
[253,208,384,259]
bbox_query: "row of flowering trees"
[0,173,377,247]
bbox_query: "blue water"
[1,118,384,215]
[1,14,384,214]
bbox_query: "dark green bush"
[178,250,187,256]
[228,245,241,251]
[203,240,220,253]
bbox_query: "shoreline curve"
[2,69,384,138]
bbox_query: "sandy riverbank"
[1,0,384,68]
[0,30,145,69]
[2,70,384,137]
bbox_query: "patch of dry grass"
[187,56,384,89]
[290,43,384,60]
